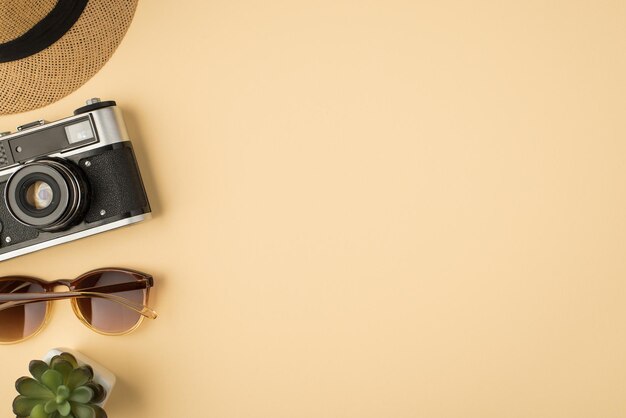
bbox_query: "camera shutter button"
[74,99,117,115]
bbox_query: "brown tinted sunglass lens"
[73,270,147,334]
[0,280,48,343]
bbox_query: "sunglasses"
[0,268,157,343]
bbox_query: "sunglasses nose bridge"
[50,279,73,290]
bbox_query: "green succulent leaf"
[67,367,93,390]
[45,399,58,413]
[72,403,108,418]
[85,383,106,404]
[57,353,78,368]
[15,377,54,399]
[91,404,107,418]
[12,395,45,416]
[42,369,64,392]
[29,360,50,381]
[69,386,94,404]
[71,403,96,418]
[58,400,72,416]
[57,385,71,401]
[31,403,48,418]
[52,359,75,382]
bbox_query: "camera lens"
[25,181,54,210]
[5,159,89,231]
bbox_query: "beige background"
[2,0,626,416]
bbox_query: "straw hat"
[0,0,138,115]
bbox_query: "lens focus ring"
[5,158,89,231]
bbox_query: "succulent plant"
[13,352,107,418]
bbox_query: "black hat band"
[0,0,88,63]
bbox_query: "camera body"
[0,99,151,261]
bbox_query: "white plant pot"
[43,348,116,407]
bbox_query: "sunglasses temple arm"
[0,292,158,319]
[78,291,158,319]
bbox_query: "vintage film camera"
[0,99,151,261]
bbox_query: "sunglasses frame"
[0,267,155,344]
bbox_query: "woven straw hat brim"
[0,0,138,115]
